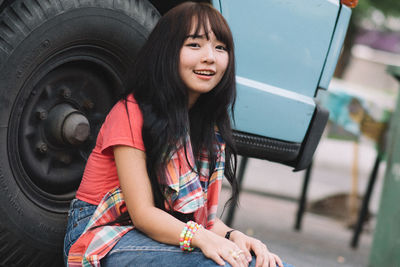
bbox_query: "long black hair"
[118,2,238,224]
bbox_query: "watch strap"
[225,229,236,240]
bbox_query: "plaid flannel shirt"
[68,133,225,266]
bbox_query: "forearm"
[131,205,213,249]
[210,218,233,237]
[130,205,186,245]
[114,145,209,247]
[115,145,187,246]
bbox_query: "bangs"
[185,4,233,51]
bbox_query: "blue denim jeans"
[64,199,294,267]
[63,198,97,266]
[101,229,294,267]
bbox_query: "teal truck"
[0,0,354,265]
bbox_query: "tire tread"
[0,0,159,69]
[0,222,59,267]
[7,5,30,35]
[0,0,159,265]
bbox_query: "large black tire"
[0,0,159,266]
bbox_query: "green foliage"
[368,0,400,16]
[357,0,400,17]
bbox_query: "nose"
[201,45,215,64]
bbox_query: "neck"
[188,92,200,109]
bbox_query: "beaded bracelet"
[179,221,203,251]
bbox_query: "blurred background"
[219,1,400,266]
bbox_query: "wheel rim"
[8,45,125,213]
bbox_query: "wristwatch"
[225,229,236,240]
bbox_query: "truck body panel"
[220,0,344,143]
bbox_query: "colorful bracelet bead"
[179,221,203,251]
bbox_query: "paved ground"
[218,137,385,267]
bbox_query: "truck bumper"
[234,103,329,171]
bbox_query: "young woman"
[64,2,289,267]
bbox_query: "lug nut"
[60,87,71,99]
[83,100,94,110]
[59,154,72,165]
[36,142,48,154]
[36,110,48,120]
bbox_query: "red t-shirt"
[76,95,145,205]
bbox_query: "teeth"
[194,70,215,76]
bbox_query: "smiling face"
[179,22,229,108]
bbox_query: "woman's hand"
[230,231,283,267]
[192,228,250,267]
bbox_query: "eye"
[186,42,200,48]
[216,45,227,51]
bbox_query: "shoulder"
[99,94,145,153]
[107,94,142,122]
[112,94,140,112]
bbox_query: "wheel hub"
[12,62,120,208]
[45,103,90,146]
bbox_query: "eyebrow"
[186,34,207,39]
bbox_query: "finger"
[272,253,284,267]
[242,248,252,262]
[255,251,265,267]
[231,245,247,267]
[236,245,252,264]
[256,255,265,267]
[210,253,226,266]
[268,253,276,267]
[232,250,248,267]
[252,243,266,267]
[239,252,249,267]
[251,242,263,267]
[221,251,239,267]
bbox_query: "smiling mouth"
[193,70,215,76]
